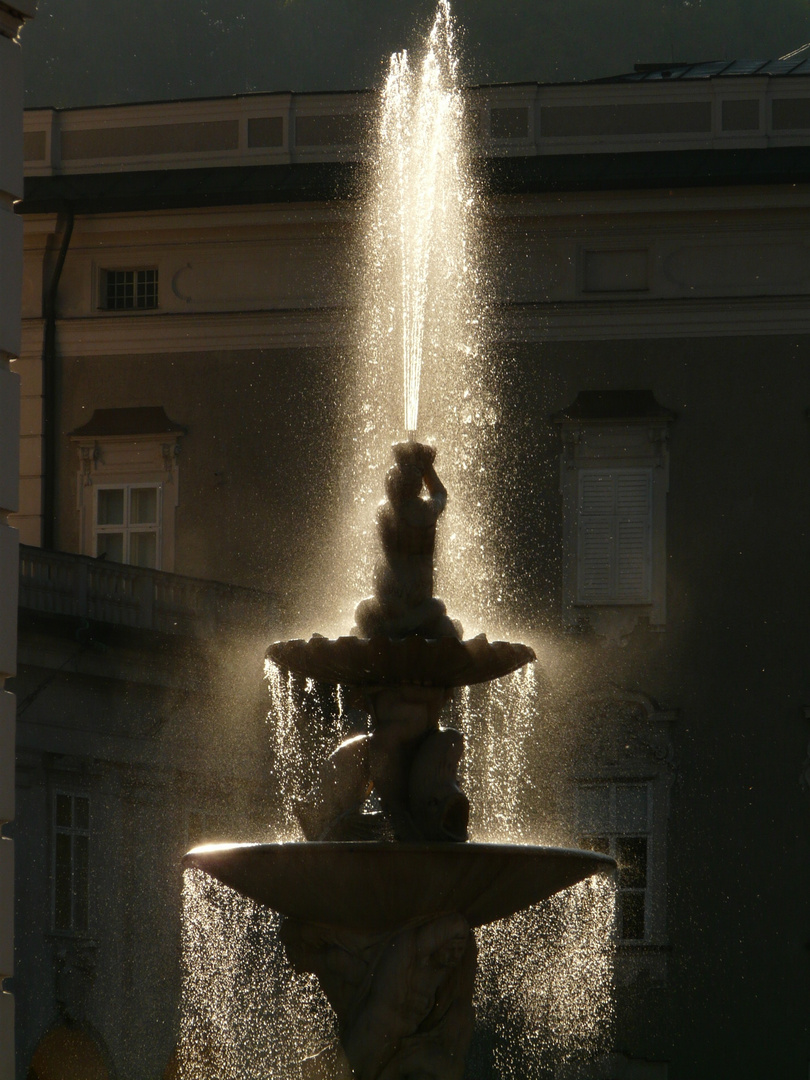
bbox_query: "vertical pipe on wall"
[41,207,73,551]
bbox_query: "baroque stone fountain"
[184,438,613,1078]
[183,4,614,1076]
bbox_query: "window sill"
[570,606,661,645]
[95,307,161,314]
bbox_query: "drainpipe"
[41,206,73,550]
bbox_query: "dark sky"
[21,0,810,109]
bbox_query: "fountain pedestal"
[185,444,614,1078]
[184,843,614,1079]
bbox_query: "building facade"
[11,63,810,1078]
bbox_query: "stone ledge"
[0,1,35,41]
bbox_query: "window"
[101,268,158,310]
[70,407,185,573]
[95,484,161,568]
[577,468,652,605]
[567,691,675,986]
[490,105,530,140]
[581,248,649,293]
[554,390,674,639]
[576,781,650,941]
[52,792,90,933]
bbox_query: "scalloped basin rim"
[265,634,537,688]
[183,841,615,933]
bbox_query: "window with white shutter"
[577,469,652,605]
[554,390,674,636]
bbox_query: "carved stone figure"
[294,445,470,846]
[281,913,476,1080]
[353,441,462,641]
[294,685,468,843]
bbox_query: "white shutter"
[578,516,614,601]
[616,470,652,602]
[577,468,652,604]
[577,471,616,603]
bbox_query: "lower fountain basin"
[183,842,615,933]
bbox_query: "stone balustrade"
[18,544,275,640]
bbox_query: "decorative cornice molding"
[501,295,810,342]
[20,308,348,357]
[565,687,679,780]
[19,293,810,359]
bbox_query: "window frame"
[99,266,159,311]
[72,432,181,574]
[576,780,652,943]
[563,689,677,985]
[93,481,163,569]
[51,790,90,935]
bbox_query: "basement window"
[101,268,158,310]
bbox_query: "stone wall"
[0,6,35,1080]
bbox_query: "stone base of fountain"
[184,843,613,1080]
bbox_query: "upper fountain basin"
[266,633,536,688]
[183,841,614,933]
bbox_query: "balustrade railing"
[18,545,275,639]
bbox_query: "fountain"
[183,5,615,1077]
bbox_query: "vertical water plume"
[335,0,501,636]
[379,2,461,434]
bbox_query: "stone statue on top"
[353,440,462,641]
